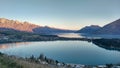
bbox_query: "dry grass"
[0,54,65,68]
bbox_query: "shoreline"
[1,36,120,45]
[0,37,91,44]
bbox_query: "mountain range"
[0,18,75,34]
[77,18,120,35]
[1,18,120,35]
[95,19,120,34]
[76,25,101,34]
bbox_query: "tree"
[38,54,45,61]
[106,64,113,68]
[30,55,35,60]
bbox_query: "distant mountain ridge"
[0,18,39,32]
[76,25,101,34]
[76,18,120,35]
[33,26,75,34]
[95,19,120,34]
[0,18,75,34]
[2,18,120,35]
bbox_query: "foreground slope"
[0,53,64,68]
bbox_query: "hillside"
[0,18,75,34]
[0,52,65,68]
[0,18,39,32]
[33,26,75,34]
[76,25,101,34]
[76,18,120,35]
[96,19,120,34]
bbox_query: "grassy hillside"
[0,53,64,68]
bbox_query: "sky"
[0,0,120,30]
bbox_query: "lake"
[58,33,120,39]
[0,40,120,65]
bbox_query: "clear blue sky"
[0,0,120,30]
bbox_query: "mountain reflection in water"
[0,42,29,49]
[0,39,120,52]
[0,39,120,65]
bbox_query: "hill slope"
[96,19,120,34]
[0,18,75,34]
[0,18,39,32]
[76,25,101,34]
[33,26,75,34]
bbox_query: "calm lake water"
[58,33,120,39]
[0,40,120,65]
[0,33,120,65]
